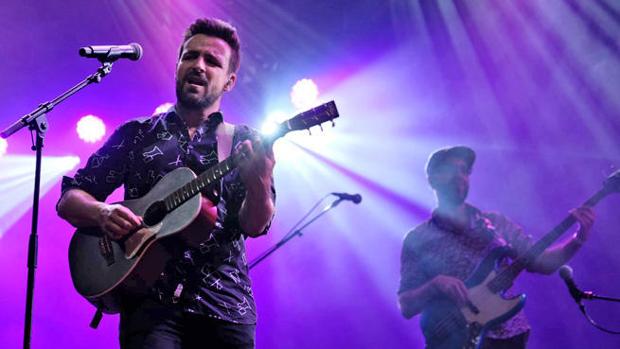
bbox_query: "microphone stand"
[249,195,349,270]
[575,291,620,335]
[1,61,114,349]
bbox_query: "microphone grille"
[559,265,573,280]
[353,194,362,204]
[78,46,91,57]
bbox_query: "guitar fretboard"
[488,187,609,293]
[162,154,239,212]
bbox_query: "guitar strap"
[216,121,236,161]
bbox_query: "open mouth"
[185,75,207,87]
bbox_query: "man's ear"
[224,73,237,92]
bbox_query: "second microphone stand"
[575,289,620,334]
[249,195,350,270]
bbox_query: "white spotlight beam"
[0,155,80,237]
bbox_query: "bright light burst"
[261,110,289,136]
[76,115,106,143]
[290,78,319,110]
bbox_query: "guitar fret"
[488,185,611,294]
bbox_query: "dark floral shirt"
[60,108,275,324]
[399,204,532,339]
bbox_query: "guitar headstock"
[603,169,620,194]
[271,101,339,140]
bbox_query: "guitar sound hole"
[143,201,167,227]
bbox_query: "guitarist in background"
[57,18,275,349]
[398,146,595,348]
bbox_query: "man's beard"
[175,78,221,110]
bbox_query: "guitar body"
[68,167,207,313]
[422,247,526,349]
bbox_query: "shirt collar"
[166,106,224,136]
[431,204,482,233]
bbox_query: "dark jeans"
[481,332,529,349]
[119,299,255,349]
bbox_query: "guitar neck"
[163,154,241,212]
[157,100,339,213]
[489,187,609,292]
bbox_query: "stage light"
[261,110,289,136]
[0,138,7,158]
[76,115,106,143]
[153,102,174,115]
[290,78,319,110]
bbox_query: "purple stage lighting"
[76,115,106,143]
[290,78,319,110]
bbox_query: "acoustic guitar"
[68,101,339,314]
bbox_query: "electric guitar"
[422,169,620,349]
[68,101,339,314]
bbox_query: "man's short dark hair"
[178,18,241,73]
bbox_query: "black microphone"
[559,265,586,304]
[331,192,362,204]
[79,43,143,62]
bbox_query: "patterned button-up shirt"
[399,204,531,339]
[60,108,275,324]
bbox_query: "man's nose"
[190,57,206,72]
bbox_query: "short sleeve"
[398,229,430,294]
[487,212,533,258]
[58,121,138,203]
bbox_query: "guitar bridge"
[98,235,115,266]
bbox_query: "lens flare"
[76,115,106,143]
